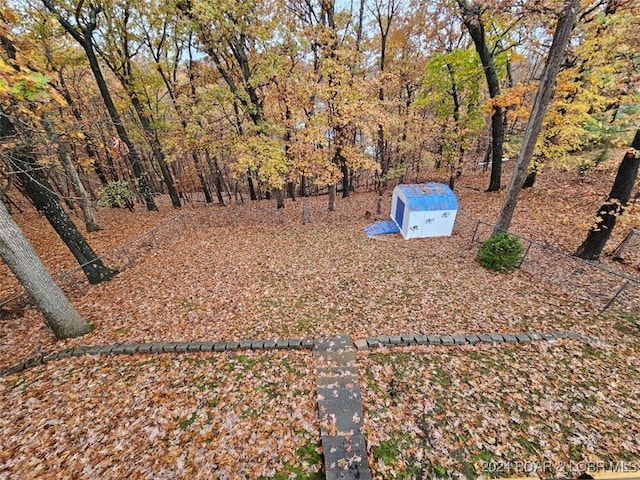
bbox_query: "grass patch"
[178,411,199,429]
[428,463,450,479]
[372,430,427,478]
[613,322,640,337]
[259,438,322,479]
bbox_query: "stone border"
[0,330,601,378]
[0,338,314,377]
[353,330,602,350]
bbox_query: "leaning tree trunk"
[12,151,115,284]
[494,0,580,234]
[2,115,114,284]
[0,201,93,339]
[575,129,640,260]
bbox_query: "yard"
[1,161,639,478]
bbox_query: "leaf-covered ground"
[1,161,639,478]
[1,351,321,479]
[361,340,640,479]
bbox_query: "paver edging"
[0,330,600,378]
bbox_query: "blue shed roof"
[395,182,458,211]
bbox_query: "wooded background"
[1,0,638,214]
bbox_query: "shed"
[390,183,458,239]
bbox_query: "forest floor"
[1,158,639,479]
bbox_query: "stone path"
[0,329,604,478]
[314,335,371,479]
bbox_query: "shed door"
[395,198,405,229]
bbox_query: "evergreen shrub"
[476,232,524,273]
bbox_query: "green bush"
[98,181,134,208]
[476,232,524,273]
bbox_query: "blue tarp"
[364,220,401,237]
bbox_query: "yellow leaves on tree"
[533,8,640,168]
[0,7,67,109]
[232,134,290,190]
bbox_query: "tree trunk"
[127,91,181,208]
[0,201,93,339]
[488,111,504,190]
[457,0,505,192]
[287,181,296,202]
[378,125,387,180]
[575,129,640,260]
[494,0,580,234]
[328,184,337,211]
[205,150,226,206]
[42,118,102,232]
[274,188,285,209]
[194,152,213,204]
[341,159,350,198]
[2,114,114,285]
[247,170,258,201]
